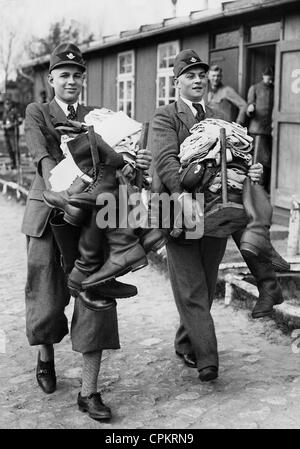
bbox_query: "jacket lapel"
[48,99,68,142]
[77,104,90,122]
[176,97,198,133]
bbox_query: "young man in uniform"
[22,43,151,421]
[148,49,270,381]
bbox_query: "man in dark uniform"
[247,66,274,193]
[2,95,22,169]
[148,49,263,381]
[22,43,151,421]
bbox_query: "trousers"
[166,236,227,371]
[25,226,120,353]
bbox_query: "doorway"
[246,44,276,93]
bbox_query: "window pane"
[126,101,132,117]
[119,81,124,99]
[167,43,178,67]
[158,77,166,98]
[118,100,124,111]
[125,53,132,73]
[169,76,175,98]
[158,100,165,107]
[250,22,280,43]
[213,30,240,49]
[119,56,125,74]
[127,80,132,99]
[159,46,168,69]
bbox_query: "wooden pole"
[220,127,228,204]
[135,122,149,191]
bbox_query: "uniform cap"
[173,49,209,78]
[49,42,86,72]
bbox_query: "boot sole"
[146,238,167,253]
[252,298,284,318]
[69,199,96,210]
[82,257,148,288]
[78,405,111,420]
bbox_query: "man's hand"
[248,162,263,183]
[247,104,255,116]
[136,148,152,170]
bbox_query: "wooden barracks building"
[23,0,300,224]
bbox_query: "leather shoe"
[252,287,284,319]
[198,366,218,382]
[78,392,112,421]
[175,351,197,368]
[36,352,56,394]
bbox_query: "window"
[117,51,135,117]
[212,30,240,49]
[156,41,179,107]
[250,22,280,43]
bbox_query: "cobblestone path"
[0,195,300,429]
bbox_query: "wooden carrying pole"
[220,127,228,204]
[135,122,149,191]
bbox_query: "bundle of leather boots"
[43,121,167,311]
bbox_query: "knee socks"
[81,350,102,397]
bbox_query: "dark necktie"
[192,103,205,122]
[67,104,77,120]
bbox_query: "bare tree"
[27,19,95,59]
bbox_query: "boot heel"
[131,256,148,272]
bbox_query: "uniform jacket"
[247,80,274,135]
[21,99,93,237]
[148,96,214,195]
[206,84,247,125]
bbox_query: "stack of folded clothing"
[49,109,142,191]
[178,118,253,195]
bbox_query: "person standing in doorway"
[247,66,274,193]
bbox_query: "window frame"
[156,41,180,107]
[117,50,135,118]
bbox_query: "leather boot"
[50,213,80,274]
[67,132,125,171]
[43,176,90,227]
[240,177,273,262]
[136,228,168,253]
[134,190,169,253]
[68,210,138,311]
[232,231,284,318]
[81,227,148,289]
[68,164,118,210]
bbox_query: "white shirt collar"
[180,96,206,116]
[54,97,79,117]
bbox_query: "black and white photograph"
[0,0,300,434]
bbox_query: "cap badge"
[66,53,75,60]
[190,57,197,63]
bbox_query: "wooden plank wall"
[86,57,103,107]
[135,44,157,122]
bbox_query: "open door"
[272,40,300,212]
